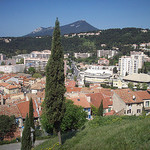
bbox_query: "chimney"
[133,95,136,101]
[87,96,91,103]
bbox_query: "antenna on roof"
[133,95,136,101]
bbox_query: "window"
[127,109,131,114]
[145,101,149,107]
[137,109,141,113]
[124,110,126,114]
[108,107,111,112]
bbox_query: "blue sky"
[0,0,150,37]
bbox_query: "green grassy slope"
[35,116,150,150]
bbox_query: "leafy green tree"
[144,66,148,74]
[41,100,87,133]
[113,67,118,74]
[45,18,66,145]
[29,98,35,145]
[136,83,141,90]
[28,67,36,75]
[142,83,148,90]
[21,114,31,150]
[0,115,16,141]
[97,100,103,116]
[91,105,98,116]
[1,61,5,65]
[128,82,134,91]
[61,100,87,132]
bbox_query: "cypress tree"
[21,114,31,150]
[29,98,35,146]
[45,18,66,145]
[97,100,103,116]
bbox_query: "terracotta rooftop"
[31,82,45,90]
[65,80,76,88]
[114,89,143,104]
[66,87,82,93]
[69,96,91,108]
[17,100,40,119]
[86,92,112,109]
[134,91,150,100]
[105,110,115,116]
[0,104,21,118]
[0,82,10,87]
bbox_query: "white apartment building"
[97,49,118,58]
[130,51,144,69]
[24,50,51,71]
[0,64,25,73]
[74,53,93,59]
[119,56,139,76]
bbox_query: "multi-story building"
[113,89,143,116]
[119,51,146,76]
[24,50,51,71]
[98,58,109,66]
[130,51,144,69]
[74,53,93,59]
[0,64,25,73]
[119,55,139,76]
[119,56,132,76]
[79,65,112,85]
[12,54,30,63]
[97,49,118,58]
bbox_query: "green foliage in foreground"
[0,115,16,141]
[35,115,150,150]
[41,100,87,133]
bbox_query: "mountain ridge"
[25,20,99,37]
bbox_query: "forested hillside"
[0,28,150,57]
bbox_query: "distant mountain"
[25,20,99,37]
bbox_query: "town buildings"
[74,52,93,59]
[98,58,109,66]
[79,65,113,85]
[24,50,51,71]
[113,89,143,116]
[97,49,118,58]
[0,64,25,73]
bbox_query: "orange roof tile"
[114,89,143,104]
[86,92,112,109]
[17,100,39,118]
[69,97,91,108]
[0,105,21,118]
[66,87,82,93]
[0,82,10,87]
[65,80,76,88]
[134,91,150,100]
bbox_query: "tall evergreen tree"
[29,98,35,146]
[21,114,31,150]
[45,18,66,145]
[97,100,103,116]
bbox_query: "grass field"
[34,115,150,150]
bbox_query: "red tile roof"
[17,100,39,118]
[0,104,21,118]
[134,91,150,100]
[104,110,115,116]
[86,92,112,109]
[66,87,82,93]
[69,97,91,108]
[65,80,76,88]
[114,89,143,104]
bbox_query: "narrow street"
[0,139,47,150]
